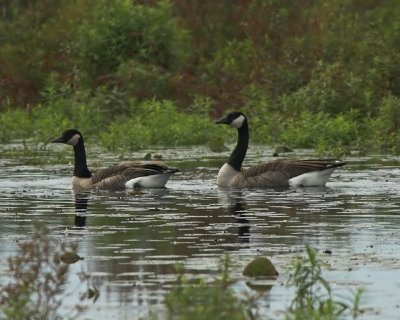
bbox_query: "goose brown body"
[215,112,346,188]
[219,159,345,188]
[51,129,178,189]
[91,161,176,189]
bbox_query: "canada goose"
[215,112,346,188]
[51,129,178,189]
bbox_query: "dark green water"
[1,145,400,319]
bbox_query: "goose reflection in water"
[218,189,251,241]
[74,193,89,227]
[72,188,170,228]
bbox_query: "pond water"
[1,144,400,319]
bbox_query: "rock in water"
[243,257,279,277]
[60,252,84,264]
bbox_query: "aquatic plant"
[285,246,364,320]
[147,256,258,320]
[0,108,31,142]
[0,142,71,166]
[0,223,97,320]
[149,249,365,320]
[99,100,222,151]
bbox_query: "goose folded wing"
[121,166,168,179]
[234,170,291,188]
[117,160,169,171]
[237,159,342,188]
[243,159,340,178]
[92,163,167,189]
[279,159,344,178]
[93,174,128,189]
[120,161,179,174]
[91,165,131,189]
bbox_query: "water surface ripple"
[1,146,400,319]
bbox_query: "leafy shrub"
[2,1,400,155]
[151,256,254,320]
[279,62,374,115]
[100,100,221,150]
[0,95,226,152]
[0,0,91,109]
[220,106,360,156]
[276,111,359,155]
[77,0,190,80]
[215,39,260,83]
[31,99,107,143]
[361,95,400,154]
[0,108,32,142]
[115,60,170,100]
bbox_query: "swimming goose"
[215,112,346,188]
[51,129,178,189]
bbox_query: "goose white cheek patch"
[66,134,81,146]
[231,115,245,129]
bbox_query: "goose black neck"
[227,120,249,171]
[73,139,92,178]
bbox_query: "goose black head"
[51,129,83,146]
[215,112,247,129]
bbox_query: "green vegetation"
[146,250,363,320]
[149,256,259,320]
[1,1,400,155]
[0,238,364,320]
[0,224,97,320]
[285,246,364,320]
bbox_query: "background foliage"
[1,0,400,154]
